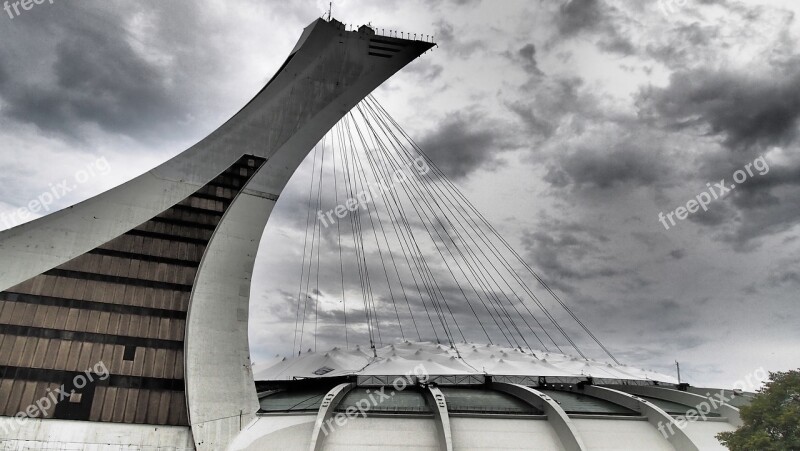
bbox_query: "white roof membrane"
[254,341,678,383]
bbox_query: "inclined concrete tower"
[0,17,432,450]
[0,15,754,451]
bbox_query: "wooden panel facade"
[0,155,265,426]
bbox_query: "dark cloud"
[0,61,8,87]
[626,298,698,336]
[433,20,485,57]
[5,27,182,140]
[644,22,719,70]
[544,133,674,190]
[507,76,585,138]
[597,34,635,55]
[517,43,543,76]
[669,249,686,259]
[552,0,635,55]
[416,110,508,179]
[630,11,800,248]
[556,0,604,37]
[671,147,800,247]
[520,219,625,290]
[685,200,736,227]
[503,43,544,77]
[403,60,445,82]
[0,0,317,145]
[769,270,800,287]
[642,67,800,151]
[0,3,193,142]
[722,193,800,249]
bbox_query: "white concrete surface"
[450,417,564,451]
[0,417,194,450]
[227,415,317,451]
[572,418,675,451]
[323,417,439,451]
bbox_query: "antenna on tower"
[676,361,681,383]
[327,2,332,21]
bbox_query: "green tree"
[717,369,800,451]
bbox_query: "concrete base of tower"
[0,417,194,450]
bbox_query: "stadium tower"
[0,16,750,451]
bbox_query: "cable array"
[291,96,619,364]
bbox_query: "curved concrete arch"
[607,384,742,427]
[185,23,432,450]
[560,385,700,451]
[422,386,454,451]
[308,382,356,451]
[491,382,587,451]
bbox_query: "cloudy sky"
[1,0,798,389]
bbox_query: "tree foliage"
[717,369,800,451]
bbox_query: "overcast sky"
[1,0,798,389]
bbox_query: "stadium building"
[0,16,750,451]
